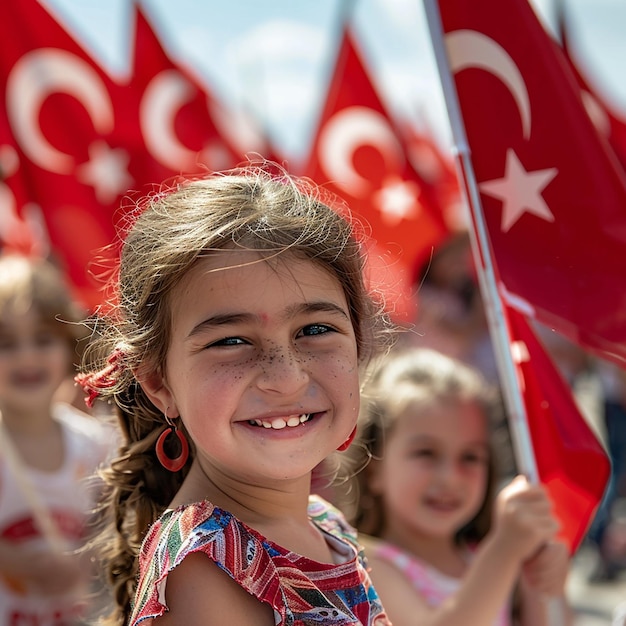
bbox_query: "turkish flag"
[426,0,614,550]
[304,28,452,321]
[557,10,626,175]
[504,301,610,552]
[0,1,267,309]
[0,0,130,306]
[430,0,626,364]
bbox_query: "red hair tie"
[75,348,125,408]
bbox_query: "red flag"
[431,0,626,364]
[504,300,610,551]
[0,0,130,307]
[557,10,626,174]
[0,1,267,309]
[131,7,267,179]
[304,29,453,321]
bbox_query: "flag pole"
[422,0,538,483]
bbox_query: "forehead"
[393,399,488,443]
[0,307,55,332]
[169,250,348,323]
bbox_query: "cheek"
[466,465,489,501]
[380,457,424,494]
[48,345,72,374]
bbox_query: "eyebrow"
[187,300,351,339]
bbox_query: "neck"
[174,458,313,525]
[173,459,338,563]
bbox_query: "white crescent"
[445,30,532,140]
[7,48,114,174]
[318,106,405,197]
[140,69,201,172]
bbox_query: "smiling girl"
[344,347,573,626]
[76,163,394,626]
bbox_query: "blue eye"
[209,336,246,347]
[299,324,333,337]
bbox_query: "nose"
[12,340,42,364]
[434,457,461,486]
[255,344,310,396]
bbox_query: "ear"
[135,367,178,418]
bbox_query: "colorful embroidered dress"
[370,540,511,626]
[130,496,390,625]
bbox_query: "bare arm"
[154,552,275,626]
[368,476,560,626]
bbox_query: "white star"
[77,141,133,204]
[372,175,421,226]
[479,149,557,232]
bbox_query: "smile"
[248,414,313,430]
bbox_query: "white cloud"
[224,20,332,159]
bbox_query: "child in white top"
[0,255,112,625]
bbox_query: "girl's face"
[0,307,71,415]
[371,399,489,544]
[145,251,361,484]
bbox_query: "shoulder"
[308,494,358,545]
[363,538,444,591]
[52,403,116,472]
[142,552,276,626]
[132,502,283,625]
[53,403,116,448]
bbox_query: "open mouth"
[248,413,314,430]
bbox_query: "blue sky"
[42,0,626,165]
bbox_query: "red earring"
[337,426,357,452]
[155,415,189,472]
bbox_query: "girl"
[343,347,573,626]
[0,254,113,625]
[76,163,394,626]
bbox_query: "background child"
[342,347,573,626]
[0,254,114,625]
[76,163,395,626]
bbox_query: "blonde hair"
[0,254,87,368]
[343,347,499,543]
[79,162,394,625]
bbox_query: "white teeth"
[249,414,311,430]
